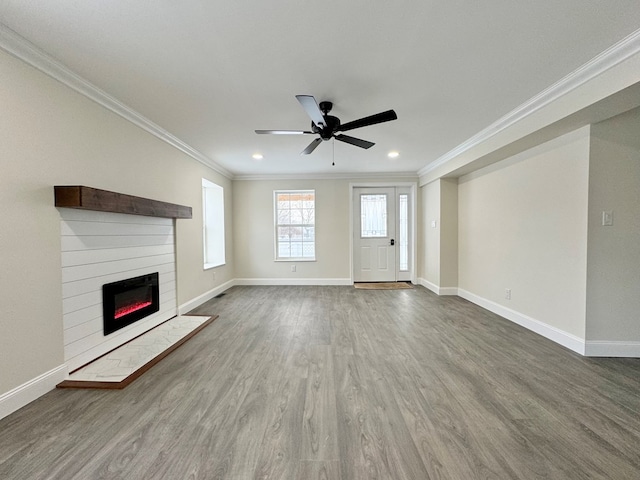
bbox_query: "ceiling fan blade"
[335,134,374,149]
[255,130,313,135]
[296,95,326,128]
[301,138,322,155]
[337,109,397,132]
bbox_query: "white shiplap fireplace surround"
[55,186,192,372]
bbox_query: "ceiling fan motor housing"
[318,101,333,114]
[312,115,341,141]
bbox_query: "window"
[399,193,409,271]
[202,179,225,268]
[274,190,315,260]
[360,194,388,238]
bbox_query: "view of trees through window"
[275,190,315,259]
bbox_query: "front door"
[353,187,396,282]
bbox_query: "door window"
[360,194,388,238]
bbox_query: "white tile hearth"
[64,315,212,384]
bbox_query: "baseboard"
[0,364,68,421]
[234,278,352,286]
[417,278,458,296]
[178,279,236,315]
[585,341,640,357]
[457,289,586,355]
[418,277,439,294]
[439,287,458,296]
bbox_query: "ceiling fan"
[255,95,398,155]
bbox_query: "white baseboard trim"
[417,278,458,296]
[418,277,439,294]
[0,364,68,421]
[235,278,352,286]
[178,279,236,315]
[439,287,459,296]
[457,289,586,355]
[585,341,640,357]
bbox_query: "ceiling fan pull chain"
[332,138,335,166]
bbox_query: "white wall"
[421,180,440,287]
[458,127,591,341]
[0,49,233,400]
[233,177,416,283]
[586,108,640,345]
[440,179,458,289]
[419,178,458,292]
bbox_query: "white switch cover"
[431,220,437,228]
[602,211,613,226]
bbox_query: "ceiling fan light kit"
[255,95,397,155]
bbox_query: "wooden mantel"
[54,186,192,219]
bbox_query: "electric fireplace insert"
[102,272,160,335]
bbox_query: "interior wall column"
[420,178,458,294]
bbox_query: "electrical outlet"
[291,265,296,273]
[505,288,511,300]
[212,270,216,281]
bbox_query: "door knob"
[390,239,395,246]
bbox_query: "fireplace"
[103,273,160,335]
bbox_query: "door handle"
[390,239,395,246]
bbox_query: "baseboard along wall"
[417,277,458,296]
[178,279,236,315]
[584,341,640,357]
[456,288,587,355]
[0,364,68,421]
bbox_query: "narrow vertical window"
[202,179,225,268]
[399,194,409,271]
[275,190,315,260]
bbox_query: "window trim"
[202,178,225,270]
[274,189,316,262]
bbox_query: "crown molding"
[0,23,234,179]
[418,27,640,178]
[233,171,419,181]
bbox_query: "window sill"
[204,262,225,270]
[274,258,316,262]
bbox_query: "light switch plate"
[602,211,613,226]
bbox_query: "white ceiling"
[2,2,640,177]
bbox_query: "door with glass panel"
[353,187,396,282]
[353,186,411,282]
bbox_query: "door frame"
[349,182,417,284]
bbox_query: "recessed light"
[252,153,263,160]
[388,151,399,159]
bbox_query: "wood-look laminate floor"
[2,286,640,479]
